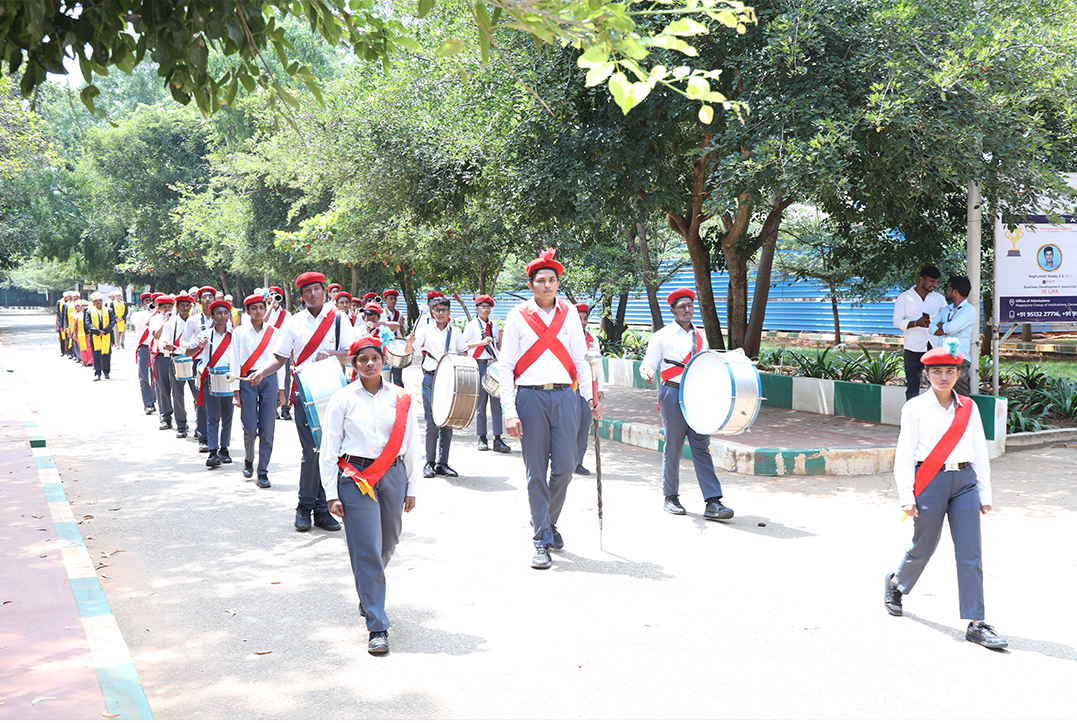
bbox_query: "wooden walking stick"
[586,352,603,549]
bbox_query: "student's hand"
[277,389,286,407]
[590,399,603,420]
[404,496,416,513]
[902,504,918,518]
[233,391,242,408]
[329,499,344,517]
[506,417,523,438]
[980,505,992,515]
[314,350,330,362]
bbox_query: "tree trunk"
[744,227,778,358]
[453,292,472,321]
[830,285,842,343]
[350,266,358,296]
[217,268,230,296]
[613,291,629,342]
[629,199,664,332]
[398,262,419,327]
[601,295,615,339]
[725,255,750,350]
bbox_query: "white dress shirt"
[149,313,171,355]
[380,306,405,338]
[893,391,990,507]
[413,321,468,372]
[641,322,708,385]
[498,298,593,420]
[462,316,500,361]
[272,305,355,371]
[158,313,191,357]
[932,299,976,359]
[131,309,153,348]
[231,323,280,377]
[319,382,420,501]
[183,311,212,352]
[893,287,947,352]
[266,306,291,330]
[192,327,238,391]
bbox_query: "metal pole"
[968,180,982,392]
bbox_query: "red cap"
[269,286,284,296]
[196,286,217,298]
[364,303,384,316]
[666,288,696,307]
[243,293,266,308]
[575,302,589,314]
[154,295,175,306]
[348,336,383,357]
[175,293,195,304]
[140,292,153,301]
[383,289,400,298]
[327,282,342,292]
[922,339,964,366]
[525,247,563,278]
[426,290,444,301]
[208,299,232,314]
[362,292,377,302]
[475,294,495,307]
[295,272,325,290]
[150,292,164,300]
[334,291,353,302]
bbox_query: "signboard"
[994,177,1077,325]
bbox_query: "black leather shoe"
[219,448,233,464]
[966,621,1008,649]
[280,409,292,420]
[423,462,436,478]
[703,499,734,521]
[176,428,188,438]
[242,461,254,479]
[435,463,458,478]
[575,464,590,475]
[206,452,221,468]
[314,512,341,531]
[664,496,687,515]
[884,572,903,616]
[492,438,511,453]
[256,475,271,489]
[368,630,389,655]
[104,374,109,379]
[198,439,210,453]
[550,526,564,551]
[477,437,489,451]
[295,507,312,532]
[531,546,552,569]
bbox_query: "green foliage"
[853,346,904,385]
[600,328,650,360]
[785,348,837,379]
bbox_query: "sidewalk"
[597,384,899,476]
[0,343,152,720]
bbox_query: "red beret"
[174,293,195,304]
[348,336,383,358]
[150,292,164,300]
[243,293,266,308]
[327,282,342,292]
[475,294,495,307]
[364,303,384,316]
[526,247,564,278]
[196,286,217,298]
[383,289,400,298]
[363,292,378,302]
[295,272,325,290]
[922,339,964,366]
[575,302,590,314]
[154,295,175,306]
[268,286,284,296]
[334,291,353,302]
[667,288,696,306]
[426,290,444,301]
[140,292,153,301]
[209,299,232,314]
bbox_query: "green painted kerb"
[754,448,827,476]
[834,380,881,423]
[760,373,793,409]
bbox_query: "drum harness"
[422,325,454,375]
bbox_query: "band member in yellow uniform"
[109,290,128,349]
[321,335,420,655]
[86,292,117,380]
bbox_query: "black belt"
[915,461,971,471]
[518,383,573,390]
[663,381,680,389]
[423,369,434,375]
[342,454,402,468]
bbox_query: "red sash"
[135,327,150,359]
[472,321,493,359]
[913,394,973,497]
[660,329,703,383]
[295,309,335,367]
[271,308,287,329]
[196,331,233,406]
[337,389,412,499]
[240,326,275,377]
[513,301,577,382]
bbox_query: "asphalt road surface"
[3,309,1076,719]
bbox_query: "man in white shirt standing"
[893,265,946,401]
[405,295,470,478]
[462,294,510,453]
[931,275,976,396]
[232,293,280,489]
[640,289,732,521]
[131,292,157,415]
[500,249,599,570]
[160,293,196,439]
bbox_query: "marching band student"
[499,249,598,570]
[109,289,128,349]
[381,289,405,387]
[640,289,732,521]
[335,291,355,323]
[463,295,510,453]
[884,339,1006,649]
[574,303,604,474]
[247,272,355,533]
[415,291,442,328]
[188,299,237,469]
[265,286,294,420]
[405,295,468,478]
[131,292,157,414]
[161,293,196,439]
[327,282,343,297]
[184,286,219,451]
[232,294,280,489]
[86,292,117,380]
[150,295,177,430]
[362,292,378,308]
[320,335,420,655]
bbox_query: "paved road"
[3,309,1076,719]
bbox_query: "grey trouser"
[295,401,328,514]
[421,372,452,465]
[954,359,973,396]
[337,460,407,633]
[576,392,591,466]
[137,346,154,407]
[205,391,233,452]
[240,376,278,477]
[280,358,292,412]
[154,356,174,422]
[894,466,984,619]
[518,387,578,548]
[659,382,723,500]
[476,360,503,437]
[192,360,206,440]
[170,365,192,432]
[390,366,404,388]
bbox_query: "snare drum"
[679,350,762,435]
[384,338,413,369]
[481,361,501,398]
[432,354,480,429]
[208,365,233,398]
[173,356,195,382]
[295,357,347,447]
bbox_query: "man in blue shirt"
[931,275,975,395]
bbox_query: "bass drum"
[482,361,500,398]
[296,357,347,447]
[679,350,762,435]
[432,354,480,429]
